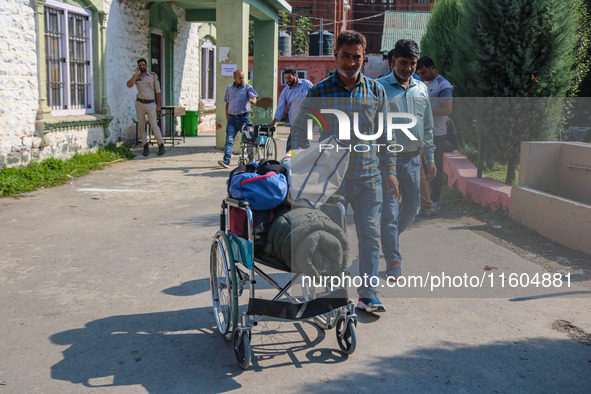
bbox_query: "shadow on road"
[298,337,591,392]
[162,278,210,296]
[49,306,591,392]
[49,306,348,392]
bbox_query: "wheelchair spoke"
[210,233,235,341]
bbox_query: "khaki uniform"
[135,72,163,145]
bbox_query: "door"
[201,44,216,103]
[151,31,166,135]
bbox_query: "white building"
[0,0,216,167]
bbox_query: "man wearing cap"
[127,58,165,156]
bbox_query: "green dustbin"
[182,110,200,136]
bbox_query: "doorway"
[150,31,167,134]
[201,43,216,103]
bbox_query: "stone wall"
[174,7,201,114]
[0,0,40,167]
[103,0,149,144]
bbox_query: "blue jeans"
[381,154,421,265]
[344,180,382,298]
[431,135,447,203]
[223,115,250,164]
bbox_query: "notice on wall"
[219,47,230,62]
[221,64,237,76]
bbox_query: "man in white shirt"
[269,68,313,152]
[416,56,453,210]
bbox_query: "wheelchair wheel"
[253,143,262,162]
[263,137,277,160]
[336,317,357,354]
[302,282,340,330]
[246,144,258,164]
[210,231,238,341]
[234,329,252,370]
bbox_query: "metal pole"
[319,18,323,56]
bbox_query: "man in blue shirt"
[269,68,313,152]
[218,70,258,168]
[291,30,399,313]
[377,39,435,280]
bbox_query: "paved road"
[1,134,590,393]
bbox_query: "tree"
[452,0,582,184]
[248,22,254,56]
[278,11,290,33]
[292,16,311,55]
[569,0,591,97]
[420,0,463,80]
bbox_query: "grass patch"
[482,163,519,186]
[0,143,135,197]
[457,145,518,185]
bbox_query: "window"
[44,0,93,115]
[281,69,308,86]
[201,45,216,102]
[294,8,313,15]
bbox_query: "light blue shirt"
[224,82,258,115]
[273,78,313,125]
[377,72,436,163]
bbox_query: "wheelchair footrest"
[246,288,348,320]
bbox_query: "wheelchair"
[209,195,358,369]
[238,124,278,165]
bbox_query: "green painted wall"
[252,20,278,124]
[215,0,250,151]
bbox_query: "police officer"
[127,58,165,156]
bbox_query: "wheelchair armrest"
[256,124,275,135]
[325,193,346,205]
[225,197,250,208]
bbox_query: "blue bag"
[228,162,288,210]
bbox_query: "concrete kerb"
[443,152,512,211]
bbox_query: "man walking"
[377,39,435,280]
[292,30,399,313]
[269,68,313,152]
[218,70,258,168]
[127,58,165,156]
[416,56,453,211]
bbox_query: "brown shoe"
[157,143,165,156]
[143,143,149,156]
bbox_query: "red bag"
[228,207,276,253]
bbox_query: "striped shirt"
[224,82,258,115]
[291,71,396,188]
